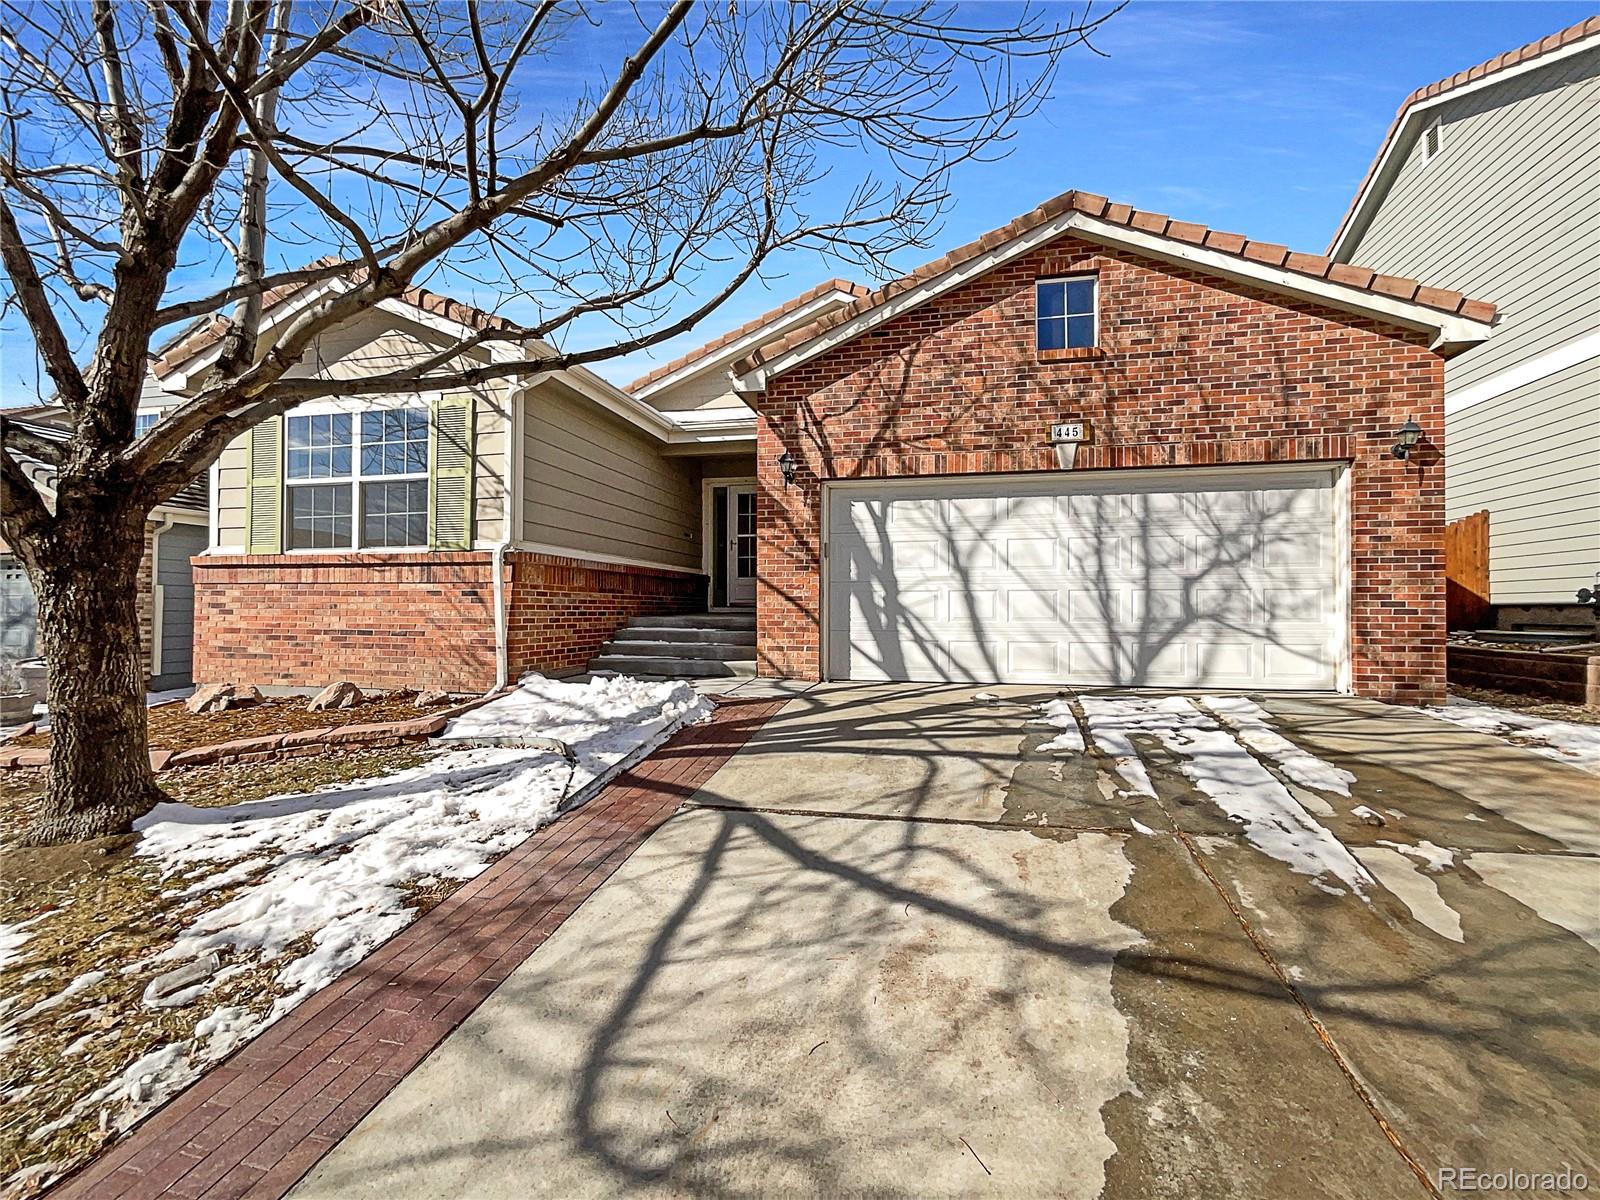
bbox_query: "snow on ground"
[1422,698,1600,775]
[1080,696,1372,894]
[1201,697,1357,795]
[1033,697,1086,754]
[29,674,710,1141]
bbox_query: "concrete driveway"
[295,684,1599,1198]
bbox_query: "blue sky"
[603,0,1593,385]
[0,2,1589,404]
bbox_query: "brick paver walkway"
[50,698,783,1200]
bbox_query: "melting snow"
[25,674,710,1145]
[1422,699,1600,775]
[1035,698,1086,754]
[1354,848,1464,943]
[1376,839,1455,872]
[1201,697,1356,795]
[1081,696,1372,893]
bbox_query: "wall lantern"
[1391,417,1424,460]
[777,450,797,487]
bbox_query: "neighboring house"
[1328,16,1600,620]
[166,278,863,693]
[729,189,1495,704]
[0,396,209,689]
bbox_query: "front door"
[726,485,757,606]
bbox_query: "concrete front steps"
[588,611,757,679]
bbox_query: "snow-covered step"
[597,639,752,662]
[612,626,757,646]
[589,654,757,678]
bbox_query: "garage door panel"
[826,469,1340,689]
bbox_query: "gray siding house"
[1329,16,1600,613]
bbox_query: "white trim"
[509,540,705,576]
[633,289,861,401]
[1333,463,1353,695]
[735,211,1493,390]
[1329,35,1600,259]
[1035,272,1099,351]
[1444,330,1600,415]
[699,474,759,608]
[208,457,221,551]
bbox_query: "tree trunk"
[26,519,165,844]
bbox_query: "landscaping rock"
[279,726,336,749]
[414,688,452,708]
[142,952,222,1009]
[308,681,363,712]
[231,684,266,707]
[186,683,235,714]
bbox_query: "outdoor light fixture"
[1391,417,1424,460]
[777,450,797,487]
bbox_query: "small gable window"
[1037,277,1097,351]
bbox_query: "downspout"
[490,374,528,692]
[149,514,177,680]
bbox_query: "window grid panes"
[285,408,429,550]
[134,412,161,437]
[1036,278,1097,351]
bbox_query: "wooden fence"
[1445,509,1490,630]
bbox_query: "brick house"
[180,191,1494,703]
[169,278,862,693]
[730,191,1495,704]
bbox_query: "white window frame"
[1036,274,1099,351]
[134,411,162,437]
[283,400,430,552]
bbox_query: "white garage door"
[826,467,1342,689]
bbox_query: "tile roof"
[1328,15,1600,254]
[732,189,1498,379]
[151,260,529,379]
[626,278,869,394]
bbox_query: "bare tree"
[0,0,1115,844]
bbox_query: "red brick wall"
[192,550,706,692]
[506,551,704,676]
[754,234,1447,703]
[193,553,500,692]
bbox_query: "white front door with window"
[727,485,757,606]
[825,467,1342,689]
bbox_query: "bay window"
[285,407,429,550]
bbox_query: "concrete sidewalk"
[294,685,1600,1199]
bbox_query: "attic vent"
[1423,115,1444,163]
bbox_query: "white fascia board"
[1329,37,1599,260]
[633,289,862,402]
[736,212,1493,389]
[165,277,355,390]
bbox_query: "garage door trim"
[819,462,1351,691]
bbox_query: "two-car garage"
[824,466,1344,690]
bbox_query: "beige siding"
[1343,49,1600,389]
[211,309,516,549]
[521,379,701,569]
[1445,358,1600,604]
[1342,46,1600,604]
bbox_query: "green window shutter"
[429,393,475,550]
[245,416,283,554]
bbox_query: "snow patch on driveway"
[1201,697,1357,795]
[1355,848,1463,942]
[1080,697,1372,894]
[1422,699,1600,775]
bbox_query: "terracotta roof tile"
[729,189,1497,380]
[1329,15,1600,253]
[624,278,868,393]
[151,262,528,378]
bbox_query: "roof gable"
[1327,16,1600,258]
[731,190,1496,391]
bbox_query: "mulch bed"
[7,693,464,753]
[1447,683,1600,727]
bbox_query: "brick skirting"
[192,551,706,692]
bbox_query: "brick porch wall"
[505,551,705,676]
[192,550,707,692]
[193,553,500,692]
[754,234,1448,704]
